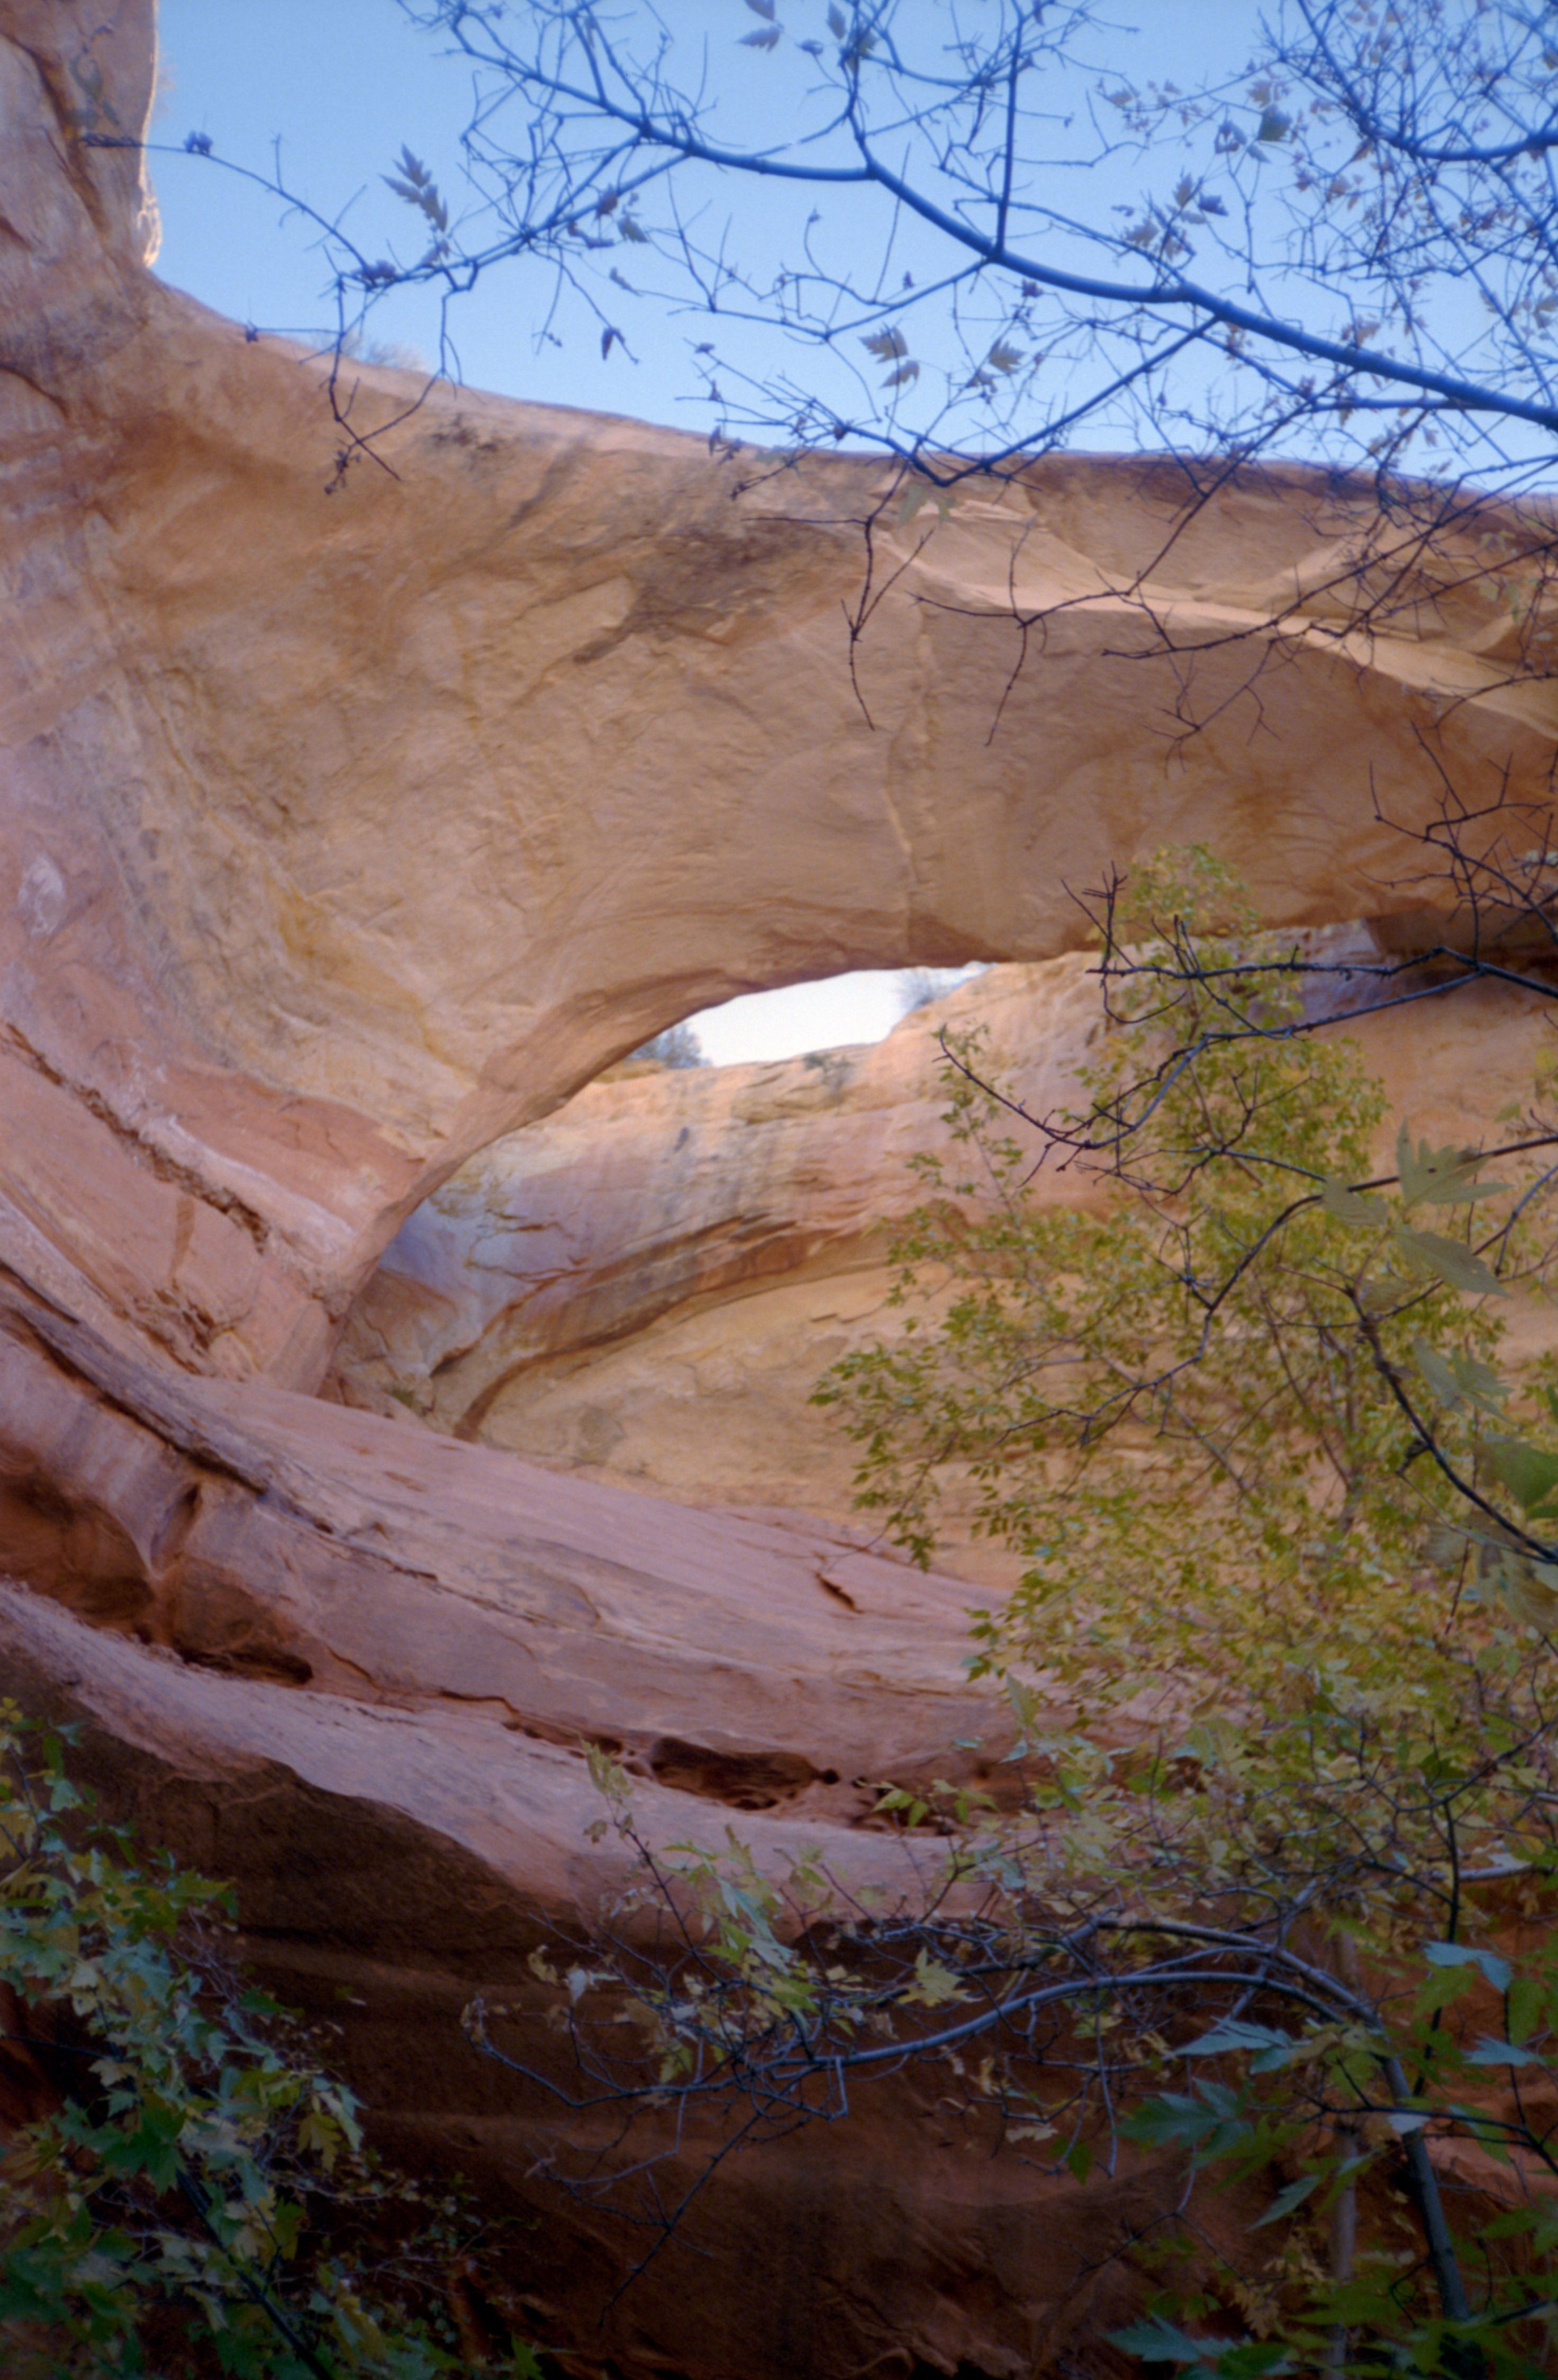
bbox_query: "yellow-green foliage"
[817,852,1558,1755]
[461,850,1558,2374]
[0,1710,543,2379]
[509,856,1558,2377]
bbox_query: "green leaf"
[1413,1339,1465,1407]
[1109,2316,1287,2374]
[1508,1973,1544,2047]
[1394,1124,1507,1209]
[1319,1178,1388,1228]
[1465,2035,1539,2066]
[1124,2084,1247,2158]
[1452,1349,1509,1411]
[1110,2315,1222,2363]
[1416,1960,1477,2015]
[1425,1940,1512,1993]
[1494,1554,1558,1630]
[1484,1438,1558,1516]
[1250,2171,1320,2228]
[1357,1269,1412,1311]
[1391,1225,1506,1298]
[1180,2019,1303,2072]
[101,2095,184,2193]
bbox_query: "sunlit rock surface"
[5,2,1558,2370]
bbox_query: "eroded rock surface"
[332,953,1558,1562]
[329,961,1109,1574]
[4,0,1557,1394]
[5,2,1558,2370]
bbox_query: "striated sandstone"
[2,0,1556,1396]
[329,959,1113,1574]
[3,1,1558,2370]
[331,952,1558,1552]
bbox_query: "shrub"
[0,1708,542,2378]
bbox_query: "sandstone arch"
[5,5,1558,2372]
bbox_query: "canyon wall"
[3,2,1558,2370]
[331,952,1558,1573]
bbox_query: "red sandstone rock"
[4,3,1558,2370]
[331,954,1558,1559]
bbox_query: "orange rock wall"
[4,3,1558,2371]
[332,953,1558,1565]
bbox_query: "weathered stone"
[4,2,1558,2369]
[332,952,1558,1556]
[4,0,1556,1393]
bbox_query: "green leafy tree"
[0,1709,543,2378]
[478,848,1558,2376]
[810,848,1558,2372]
[819,848,1558,1728]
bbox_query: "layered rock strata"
[4,2,1558,2370]
[332,954,1558,1556]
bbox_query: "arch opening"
[324,957,1017,1575]
[324,903,1558,1586]
[657,966,986,1070]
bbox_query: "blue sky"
[151,0,733,422]
[151,2,1262,429]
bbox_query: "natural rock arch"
[5,5,1558,2372]
[6,0,1557,1391]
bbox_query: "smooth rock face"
[332,954,1558,1558]
[330,960,1113,1575]
[4,2,1558,2371]
[4,0,1556,1395]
